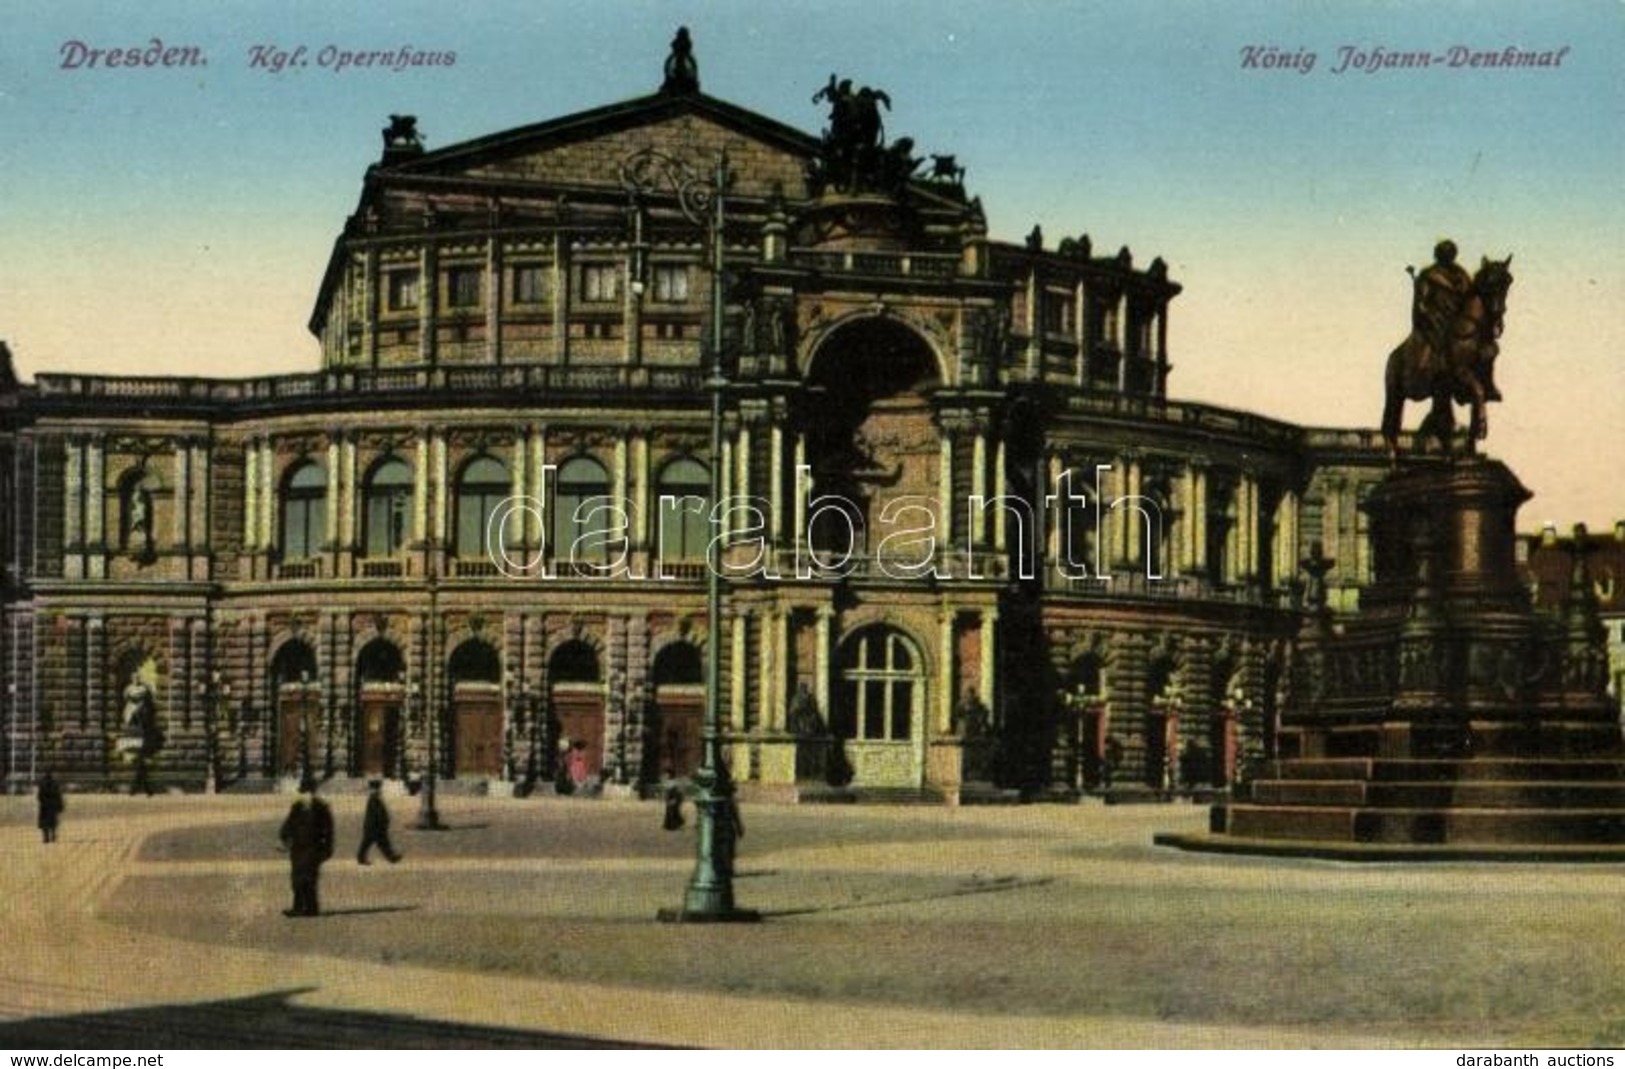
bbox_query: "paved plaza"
[1,792,1623,1048]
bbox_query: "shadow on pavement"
[0,987,678,1049]
[760,875,1052,918]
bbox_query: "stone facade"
[0,45,1405,799]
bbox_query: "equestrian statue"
[1381,239,1513,461]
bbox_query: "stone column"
[486,235,502,364]
[413,430,429,545]
[736,425,752,505]
[1121,456,1143,568]
[194,440,210,554]
[418,243,435,365]
[86,436,105,549]
[175,438,191,551]
[242,438,258,551]
[528,425,546,548]
[258,442,275,552]
[971,430,987,546]
[815,606,833,717]
[979,608,998,712]
[325,434,341,549]
[612,436,629,553]
[340,436,358,549]
[632,432,649,550]
[1046,454,1064,573]
[769,425,784,543]
[794,434,808,549]
[719,436,733,545]
[362,248,377,366]
[938,607,956,734]
[65,437,84,550]
[729,610,748,734]
[938,434,954,549]
[508,429,528,555]
[993,438,1008,552]
[432,428,449,548]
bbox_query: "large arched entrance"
[270,640,321,778]
[805,319,943,568]
[549,641,604,782]
[354,640,405,779]
[646,641,703,780]
[447,639,503,777]
[831,625,926,788]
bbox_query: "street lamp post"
[196,671,230,794]
[414,674,444,830]
[622,146,758,923]
[297,670,316,791]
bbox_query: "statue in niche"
[953,689,991,738]
[788,683,825,737]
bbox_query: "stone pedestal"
[1165,458,1625,857]
[927,737,997,804]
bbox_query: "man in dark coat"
[37,772,64,844]
[278,785,334,917]
[356,780,402,865]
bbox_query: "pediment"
[386,93,817,201]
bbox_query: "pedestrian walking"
[662,772,685,831]
[356,780,402,865]
[278,783,334,917]
[36,772,64,844]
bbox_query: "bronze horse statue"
[1381,255,1513,461]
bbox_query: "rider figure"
[1411,240,1491,396]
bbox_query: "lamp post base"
[657,905,762,924]
[415,779,446,830]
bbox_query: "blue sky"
[1,0,1620,526]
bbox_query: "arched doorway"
[549,641,604,783]
[831,625,926,788]
[647,641,703,780]
[447,639,503,777]
[354,640,405,779]
[270,640,321,778]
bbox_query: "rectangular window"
[387,270,420,311]
[446,266,482,309]
[652,264,690,303]
[580,263,620,303]
[1043,292,1075,335]
[513,264,549,305]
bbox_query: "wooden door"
[652,688,704,778]
[358,696,401,778]
[454,693,504,776]
[278,693,321,775]
[552,688,605,780]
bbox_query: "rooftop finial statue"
[661,27,699,94]
[1381,241,1513,462]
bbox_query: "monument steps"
[1265,757,1625,783]
[1247,779,1625,809]
[1223,802,1625,845]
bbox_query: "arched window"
[656,457,710,562]
[281,461,327,559]
[455,455,510,558]
[833,627,921,742]
[552,456,614,571]
[363,457,414,558]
